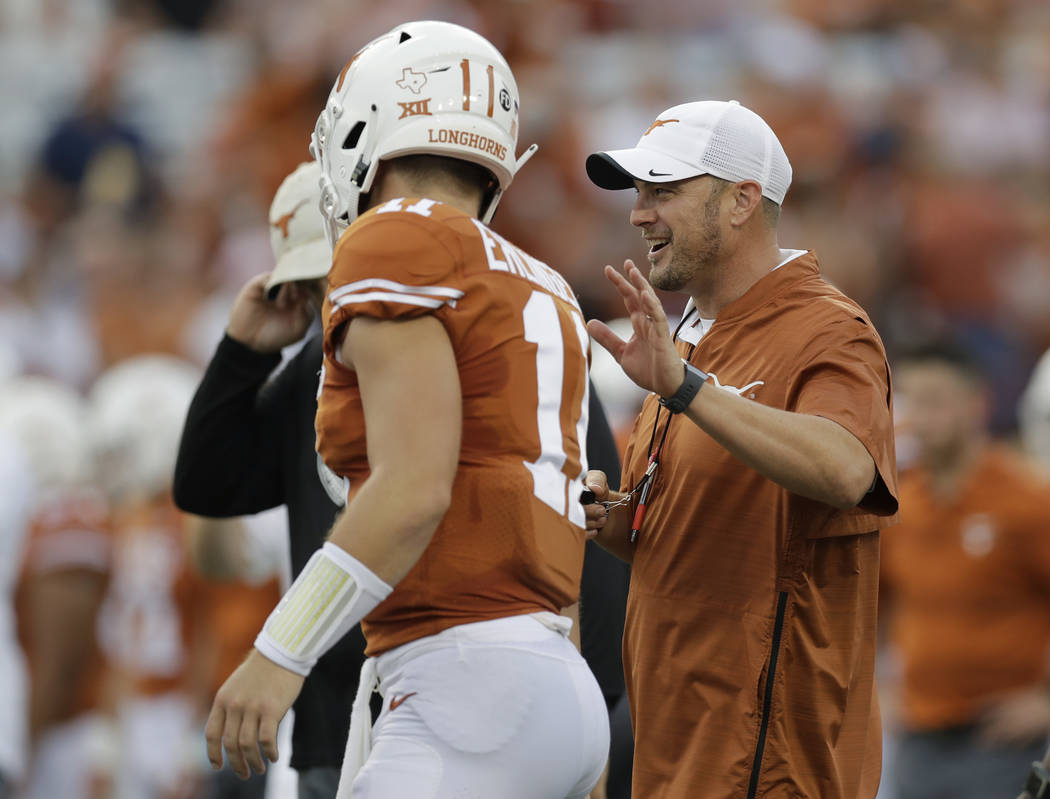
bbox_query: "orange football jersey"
[317,198,590,655]
[97,497,209,698]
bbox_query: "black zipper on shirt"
[747,591,789,799]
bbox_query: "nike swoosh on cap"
[648,169,672,177]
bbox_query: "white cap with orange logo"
[586,100,792,205]
[265,160,331,296]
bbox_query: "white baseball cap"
[586,100,792,205]
[265,160,331,296]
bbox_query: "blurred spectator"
[0,430,32,798]
[0,377,112,799]
[85,355,237,798]
[23,22,155,233]
[881,339,1050,799]
[1018,347,1050,472]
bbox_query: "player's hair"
[384,154,496,213]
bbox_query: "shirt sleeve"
[323,211,463,361]
[792,314,900,534]
[173,334,287,515]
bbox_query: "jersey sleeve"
[323,210,462,361]
[792,314,900,531]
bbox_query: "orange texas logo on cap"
[643,118,679,137]
[272,200,308,240]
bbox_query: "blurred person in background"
[0,429,30,799]
[1015,346,1050,799]
[0,416,37,797]
[86,354,244,799]
[1018,347,1050,474]
[2,377,114,799]
[881,340,1050,799]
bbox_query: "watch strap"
[658,361,708,414]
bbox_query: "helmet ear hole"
[399,31,411,43]
[343,121,366,150]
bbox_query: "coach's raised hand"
[587,260,683,399]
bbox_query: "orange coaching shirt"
[621,252,899,799]
[316,199,590,656]
[881,446,1050,731]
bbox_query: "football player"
[205,20,609,799]
[87,355,219,799]
[3,377,113,799]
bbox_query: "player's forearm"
[684,384,874,509]
[326,465,451,585]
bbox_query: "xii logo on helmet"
[398,99,432,119]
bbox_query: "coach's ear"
[728,180,763,228]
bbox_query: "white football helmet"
[1019,348,1050,469]
[87,355,201,502]
[0,376,93,503]
[311,20,537,245]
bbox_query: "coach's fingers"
[584,470,609,499]
[584,501,608,532]
[603,264,646,317]
[586,319,626,362]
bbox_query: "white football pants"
[338,612,610,799]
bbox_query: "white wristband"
[254,542,392,676]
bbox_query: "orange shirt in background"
[881,446,1050,731]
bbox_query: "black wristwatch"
[658,361,708,414]
[1023,761,1050,799]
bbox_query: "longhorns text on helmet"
[310,21,538,248]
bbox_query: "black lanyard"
[626,310,698,542]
